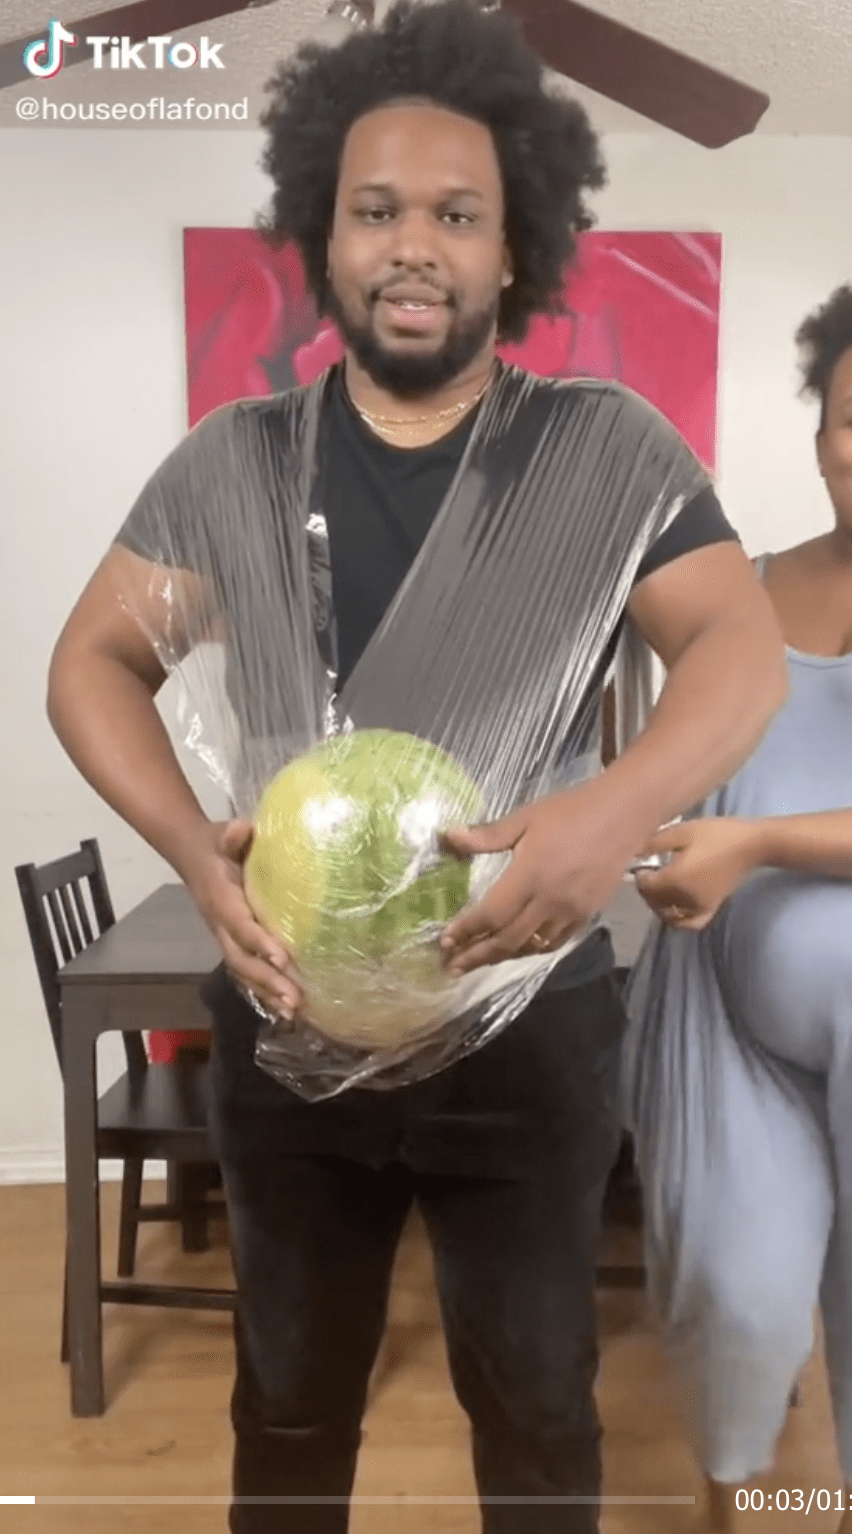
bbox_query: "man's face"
[817,345,852,535]
[326,100,513,397]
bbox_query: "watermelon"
[244,729,484,1046]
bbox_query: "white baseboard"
[0,1148,167,1186]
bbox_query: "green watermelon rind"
[244,730,484,1039]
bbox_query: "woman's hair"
[795,283,852,430]
[257,0,606,342]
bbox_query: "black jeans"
[205,968,626,1534]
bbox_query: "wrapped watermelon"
[244,729,484,1046]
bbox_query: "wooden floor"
[0,1181,845,1532]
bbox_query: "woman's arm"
[754,810,852,879]
[635,810,852,929]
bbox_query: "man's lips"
[375,286,448,306]
[375,290,448,332]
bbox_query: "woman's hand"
[633,817,765,929]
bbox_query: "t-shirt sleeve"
[633,483,740,585]
[114,406,236,572]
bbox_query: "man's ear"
[501,242,514,289]
[816,428,826,479]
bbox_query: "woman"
[622,283,852,1533]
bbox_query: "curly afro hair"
[795,283,852,430]
[257,0,607,342]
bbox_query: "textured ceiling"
[0,0,849,133]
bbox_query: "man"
[46,3,787,1530]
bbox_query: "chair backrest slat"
[58,884,85,955]
[16,840,147,1079]
[46,889,74,965]
[71,880,94,946]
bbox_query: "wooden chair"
[15,838,234,1359]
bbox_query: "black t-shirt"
[317,369,737,990]
[117,366,738,992]
[324,369,735,691]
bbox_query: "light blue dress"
[621,558,852,1482]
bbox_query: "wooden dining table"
[58,877,651,1416]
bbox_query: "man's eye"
[442,211,475,225]
[358,207,393,223]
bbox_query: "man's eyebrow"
[349,181,487,201]
[436,186,487,201]
[350,181,396,196]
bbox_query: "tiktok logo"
[20,20,226,74]
[23,18,78,78]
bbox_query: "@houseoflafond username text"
[15,95,249,122]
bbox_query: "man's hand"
[633,817,764,930]
[181,820,304,1018]
[438,779,643,975]
[437,543,786,977]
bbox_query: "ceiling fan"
[0,0,769,147]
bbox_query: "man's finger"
[519,919,565,955]
[231,976,293,1018]
[440,873,534,954]
[440,807,526,861]
[220,818,255,862]
[219,932,302,1013]
[233,890,294,971]
[447,904,578,975]
[444,898,540,974]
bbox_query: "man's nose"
[384,210,441,268]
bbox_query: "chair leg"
[117,1157,144,1277]
[60,1257,69,1364]
[166,1159,180,1206]
[178,1164,210,1254]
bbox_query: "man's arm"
[48,546,210,871]
[47,545,301,1016]
[441,543,788,973]
[602,541,788,833]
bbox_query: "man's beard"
[325,287,499,399]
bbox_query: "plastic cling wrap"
[114,362,709,1098]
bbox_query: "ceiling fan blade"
[500,0,769,147]
[0,0,274,91]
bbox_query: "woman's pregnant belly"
[715,870,852,1073]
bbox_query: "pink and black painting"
[183,227,721,469]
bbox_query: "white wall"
[2,127,850,1180]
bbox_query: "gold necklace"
[350,370,493,432]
